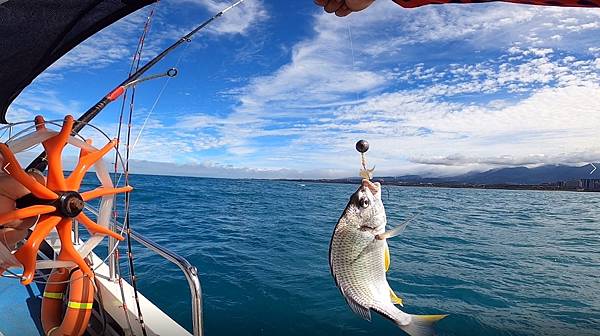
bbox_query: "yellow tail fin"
[398,314,447,336]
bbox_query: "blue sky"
[7,1,600,178]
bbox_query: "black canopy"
[0,0,156,123]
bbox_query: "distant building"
[558,180,581,189]
[580,179,600,191]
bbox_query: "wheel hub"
[56,191,84,218]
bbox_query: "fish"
[329,179,446,336]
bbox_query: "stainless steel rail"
[84,205,203,336]
[124,227,203,336]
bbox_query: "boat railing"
[84,205,203,336]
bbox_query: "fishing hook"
[356,140,375,180]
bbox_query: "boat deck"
[1,225,199,336]
[0,274,44,336]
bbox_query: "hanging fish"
[329,179,446,336]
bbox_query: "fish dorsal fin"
[384,245,390,272]
[389,288,404,306]
[344,292,372,321]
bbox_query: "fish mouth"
[362,179,380,197]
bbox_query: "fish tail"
[398,314,448,336]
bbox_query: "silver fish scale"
[330,217,389,311]
[329,185,412,327]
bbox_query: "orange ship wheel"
[41,268,95,336]
[0,115,131,284]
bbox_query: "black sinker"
[356,139,369,153]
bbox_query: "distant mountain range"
[383,163,600,185]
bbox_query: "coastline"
[280,178,600,193]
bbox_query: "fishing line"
[94,276,109,335]
[114,2,158,178]
[113,4,158,336]
[115,1,247,328]
[113,54,185,189]
[346,21,360,102]
[120,6,160,336]
[130,50,187,154]
[360,152,368,172]
[383,184,391,202]
[26,0,247,173]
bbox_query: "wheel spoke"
[14,215,62,285]
[76,212,124,241]
[80,186,133,202]
[5,115,133,284]
[42,115,73,191]
[34,115,46,131]
[0,144,57,199]
[0,205,56,226]
[56,218,93,278]
[66,139,117,190]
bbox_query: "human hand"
[0,171,45,264]
[314,0,376,17]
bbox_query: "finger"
[314,0,327,6]
[346,0,375,11]
[0,195,19,228]
[0,175,31,200]
[336,4,352,16]
[0,171,46,201]
[324,0,344,13]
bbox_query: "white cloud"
[169,3,600,177]
[13,2,600,178]
[35,0,266,78]
[173,0,268,35]
[410,151,600,167]
[127,159,343,179]
[7,89,82,122]
[48,9,156,72]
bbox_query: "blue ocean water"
[118,175,599,336]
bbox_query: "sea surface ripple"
[119,175,600,336]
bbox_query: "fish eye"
[359,198,370,208]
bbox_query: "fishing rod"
[26,0,246,172]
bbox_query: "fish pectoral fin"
[384,245,390,272]
[389,289,403,307]
[377,213,419,240]
[344,294,372,322]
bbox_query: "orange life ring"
[41,268,95,336]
